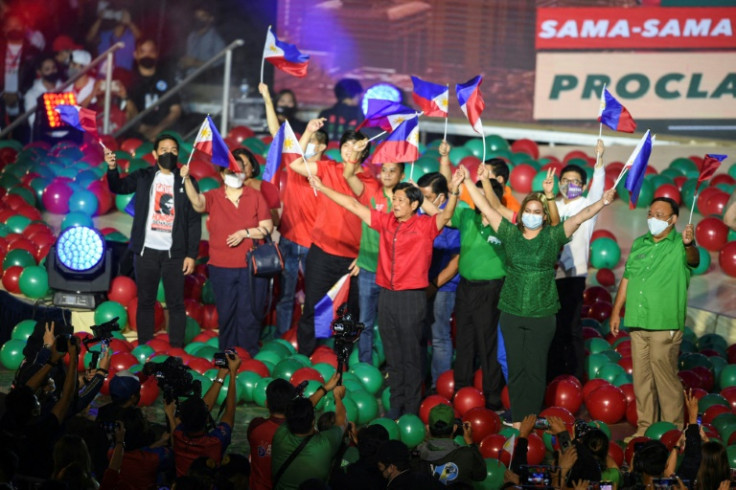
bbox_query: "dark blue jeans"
[275,236,309,336]
[208,265,267,356]
[357,268,379,364]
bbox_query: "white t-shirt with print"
[143,172,175,250]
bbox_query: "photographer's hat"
[428,403,455,430]
[109,371,141,402]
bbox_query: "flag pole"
[688,191,698,224]
[612,167,628,188]
[480,120,486,164]
[367,131,387,143]
[443,83,449,141]
[186,116,208,166]
[410,161,415,182]
[260,25,271,84]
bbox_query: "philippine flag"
[455,75,485,134]
[696,154,728,191]
[192,116,240,173]
[55,104,98,137]
[370,117,420,165]
[262,120,304,183]
[411,76,448,118]
[598,87,637,133]
[357,99,417,132]
[624,130,653,208]
[263,27,310,78]
[314,273,351,339]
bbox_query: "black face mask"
[157,152,178,170]
[194,18,210,30]
[6,29,24,42]
[138,56,156,69]
[276,106,296,120]
[42,73,60,83]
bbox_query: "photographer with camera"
[166,351,241,477]
[0,333,80,480]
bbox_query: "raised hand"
[519,413,536,438]
[43,322,55,347]
[180,163,190,179]
[308,175,324,193]
[542,168,556,197]
[307,118,326,133]
[682,223,694,245]
[438,140,451,157]
[602,187,616,206]
[104,150,116,169]
[450,168,464,192]
[258,82,270,99]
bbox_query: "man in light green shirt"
[611,197,699,437]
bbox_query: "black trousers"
[134,248,186,347]
[297,244,359,356]
[453,277,506,409]
[379,288,426,417]
[547,277,587,382]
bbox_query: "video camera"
[83,317,121,369]
[143,356,202,404]
[332,304,364,385]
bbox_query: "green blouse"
[496,219,570,317]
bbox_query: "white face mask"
[521,213,543,230]
[647,217,671,236]
[305,143,317,159]
[223,173,244,189]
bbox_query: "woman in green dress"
[459,165,616,426]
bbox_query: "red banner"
[536,7,736,50]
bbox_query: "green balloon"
[350,362,384,395]
[344,379,366,394]
[288,353,312,368]
[510,152,534,165]
[645,421,676,440]
[713,413,736,436]
[197,345,218,361]
[156,279,166,303]
[3,249,36,269]
[274,338,297,354]
[596,363,626,383]
[647,174,672,190]
[679,352,713,372]
[719,365,736,390]
[11,319,36,341]
[531,170,558,195]
[397,414,426,449]
[106,232,129,243]
[128,159,150,173]
[185,316,201,344]
[19,266,49,299]
[670,157,698,176]
[115,193,134,213]
[692,247,711,275]
[0,339,26,369]
[301,380,328,410]
[382,386,391,412]
[711,356,728,382]
[485,135,510,153]
[313,362,336,382]
[95,300,128,329]
[474,458,506,490]
[680,179,698,211]
[184,342,205,355]
[612,373,633,387]
[586,353,611,380]
[0,173,20,190]
[660,168,682,181]
[324,148,342,163]
[272,358,302,381]
[449,147,472,165]
[201,280,215,304]
[131,344,155,363]
[602,350,622,364]
[214,374,233,405]
[254,349,284,366]
[61,212,94,230]
[699,394,729,413]
[415,156,440,177]
[590,237,621,269]
[351,389,379,425]
[5,215,31,234]
[369,417,400,440]
[585,337,612,354]
[260,340,291,359]
[698,333,728,354]
[588,420,611,439]
[198,177,221,193]
[464,139,485,158]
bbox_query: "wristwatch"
[451,189,460,196]
[215,377,225,384]
[245,229,251,238]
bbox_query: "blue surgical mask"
[522,213,543,230]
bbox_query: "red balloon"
[586,385,627,424]
[697,187,720,213]
[184,299,204,326]
[540,406,575,426]
[184,274,205,301]
[2,265,23,293]
[227,125,255,143]
[138,377,160,406]
[462,407,501,444]
[720,386,736,410]
[310,347,337,368]
[563,150,590,165]
[290,367,324,387]
[110,352,138,372]
[87,180,114,215]
[509,164,536,194]
[673,176,688,191]
[241,359,270,377]
[719,241,736,277]
[281,326,299,352]
[544,379,583,414]
[596,268,616,287]
[691,365,715,392]
[186,357,214,375]
[608,442,624,468]
[582,327,602,339]
[706,190,730,217]
[583,286,612,305]
[678,370,703,391]
[583,379,611,401]
[703,404,731,425]
[589,301,613,323]
[108,338,132,353]
[526,433,546,465]
[147,338,170,353]
[473,369,484,392]
[511,139,540,159]
[619,383,635,406]
[625,436,650,465]
[615,340,632,357]
[9,237,36,255]
[653,184,681,206]
[479,434,509,461]
[453,387,485,416]
[436,370,455,401]
[617,357,633,375]
[419,394,454,424]
[120,138,143,156]
[108,276,137,306]
[501,385,510,410]
[696,217,729,252]
[201,304,219,330]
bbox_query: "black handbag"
[246,234,284,277]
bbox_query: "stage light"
[361,82,403,116]
[42,92,78,128]
[47,226,112,309]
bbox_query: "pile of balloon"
[2,130,736,489]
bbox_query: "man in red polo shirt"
[290,118,375,356]
[309,169,464,417]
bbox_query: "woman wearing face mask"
[231,148,281,226]
[181,159,274,355]
[461,165,616,427]
[259,83,308,134]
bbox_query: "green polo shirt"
[271,425,344,489]
[622,229,691,331]
[496,219,570,317]
[453,207,506,280]
[355,184,391,272]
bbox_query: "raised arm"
[105,151,138,195]
[202,365,229,411]
[289,118,322,177]
[563,187,616,238]
[477,164,514,222]
[682,224,699,268]
[310,175,371,225]
[438,141,452,183]
[461,166,504,232]
[220,353,241,428]
[342,161,365,197]
[588,139,606,203]
[436,168,464,231]
[180,164,205,212]
[259,83,281,136]
[542,168,561,226]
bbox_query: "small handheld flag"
[598,87,637,133]
[411,76,449,118]
[263,121,304,183]
[455,75,485,135]
[690,153,728,223]
[370,117,420,165]
[314,274,351,339]
[191,115,240,173]
[55,105,98,137]
[623,130,653,209]
[261,26,310,81]
[357,99,417,132]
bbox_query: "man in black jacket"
[106,135,201,347]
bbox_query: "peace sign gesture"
[542,168,556,199]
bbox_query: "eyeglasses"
[560,178,582,185]
[648,213,672,221]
